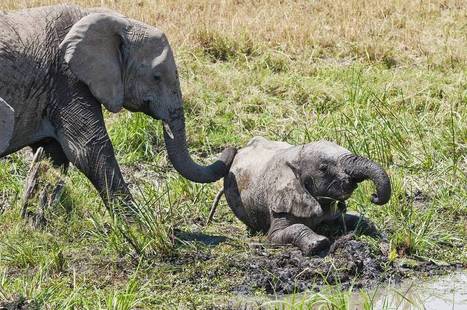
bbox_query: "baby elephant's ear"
[60,13,130,113]
[0,98,15,154]
[270,163,323,218]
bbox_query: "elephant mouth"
[314,186,355,204]
[304,177,354,206]
[315,197,347,215]
[315,187,353,205]
[315,195,343,205]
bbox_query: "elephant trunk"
[340,154,391,205]
[163,107,236,183]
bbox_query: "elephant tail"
[206,188,225,225]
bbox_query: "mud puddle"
[233,233,462,295]
[230,271,467,309]
[356,270,467,309]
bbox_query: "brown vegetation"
[2,0,465,67]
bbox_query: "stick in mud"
[20,147,66,227]
[21,147,44,218]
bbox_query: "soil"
[0,296,37,310]
[233,233,462,295]
[0,232,463,310]
[0,185,462,308]
[168,228,462,297]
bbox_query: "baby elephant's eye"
[319,164,328,172]
[153,74,161,82]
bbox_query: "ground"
[0,0,466,309]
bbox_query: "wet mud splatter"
[234,233,461,295]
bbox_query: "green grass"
[1,1,466,308]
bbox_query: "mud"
[0,296,37,310]
[234,233,461,295]
[158,227,462,296]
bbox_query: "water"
[366,271,467,310]
[232,270,467,309]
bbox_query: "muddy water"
[231,268,466,309]
[231,251,467,310]
[359,271,467,309]
[271,271,467,309]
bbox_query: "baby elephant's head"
[288,141,391,206]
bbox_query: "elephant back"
[223,136,292,233]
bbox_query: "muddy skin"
[222,137,391,256]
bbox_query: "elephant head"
[286,141,391,208]
[59,12,236,183]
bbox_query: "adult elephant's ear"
[270,161,323,218]
[0,98,15,154]
[59,13,130,113]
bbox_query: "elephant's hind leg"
[268,216,330,256]
[0,97,15,155]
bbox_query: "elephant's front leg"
[54,100,132,212]
[268,215,330,256]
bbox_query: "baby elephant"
[217,136,391,255]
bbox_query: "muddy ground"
[0,298,36,310]
[0,182,463,309]
[232,233,462,295]
[171,227,462,297]
[0,232,463,310]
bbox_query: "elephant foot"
[268,222,331,256]
[301,235,330,256]
[105,194,140,224]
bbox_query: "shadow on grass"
[174,229,228,246]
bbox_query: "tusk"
[163,122,174,140]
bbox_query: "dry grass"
[1,0,465,67]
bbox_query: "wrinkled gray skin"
[0,5,236,210]
[224,137,391,255]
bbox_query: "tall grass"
[1,0,465,68]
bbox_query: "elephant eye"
[319,164,328,172]
[153,74,161,82]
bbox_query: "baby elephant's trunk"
[340,154,391,205]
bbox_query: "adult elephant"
[0,5,236,209]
